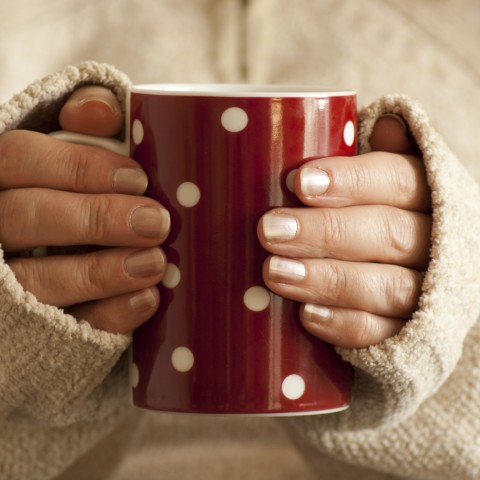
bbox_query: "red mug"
[54,84,356,416]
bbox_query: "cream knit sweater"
[0,1,479,479]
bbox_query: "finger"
[263,256,423,319]
[0,130,147,195]
[258,206,432,270]
[67,287,160,334]
[299,304,405,349]
[0,189,170,252]
[59,85,123,137]
[293,151,431,212]
[369,114,416,155]
[7,247,166,307]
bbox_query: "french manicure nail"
[262,213,298,242]
[128,288,158,312]
[303,304,332,323]
[269,256,306,283]
[379,113,407,133]
[124,248,164,277]
[300,168,330,197]
[77,96,119,115]
[130,206,170,238]
[112,168,148,195]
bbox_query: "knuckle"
[382,207,417,260]
[387,268,419,316]
[52,141,106,192]
[319,209,346,248]
[387,158,415,201]
[56,140,112,192]
[347,162,369,198]
[65,146,93,192]
[323,261,348,303]
[349,310,380,347]
[74,253,107,299]
[81,195,112,242]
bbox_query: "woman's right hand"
[0,86,170,334]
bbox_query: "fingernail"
[262,213,298,242]
[300,168,330,197]
[124,248,165,277]
[130,206,170,238]
[112,168,148,195]
[269,256,306,283]
[77,96,119,116]
[303,304,332,324]
[379,113,407,133]
[128,288,158,312]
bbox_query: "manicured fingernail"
[77,96,119,116]
[130,206,170,238]
[303,304,332,323]
[300,168,330,197]
[379,113,407,133]
[262,213,298,242]
[124,248,165,277]
[112,168,148,195]
[269,256,306,283]
[128,288,158,312]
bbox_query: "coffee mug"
[53,84,356,415]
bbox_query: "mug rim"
[130,83,355,97]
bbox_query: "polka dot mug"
[53,84,356,416]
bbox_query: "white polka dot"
[243,286,271,312]
[286,169,297,193]
[343,120,355,147]
[130,362,139,388]
[221,107,249,132]
[176,182,201,207]
[162,264,181,289]
[171,347,195,372]
[132,119,144,145]
[282,374,306,400]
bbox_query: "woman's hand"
[258,115,431,348]
[0,86,170,334]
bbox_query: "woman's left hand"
[258,115,431,348]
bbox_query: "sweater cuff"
[281,94,480,478]
[0,62,134,423]
[0,252,130,423]
[0,61,131,135]
[331,94,480,427]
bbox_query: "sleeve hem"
[331,94,480,427]
[0,61,134,422]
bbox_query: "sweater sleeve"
[0,62,135,480]
[283,95,480,479]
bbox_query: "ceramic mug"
[53,84,356,415]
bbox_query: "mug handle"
[49,130,129,156]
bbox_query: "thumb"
[369,114,416,155]
[59,86,123,137]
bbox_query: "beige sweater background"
[0,1,479,479]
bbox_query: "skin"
[258,115,432,348]
[0,86,169,334]
[0,87,431,347]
